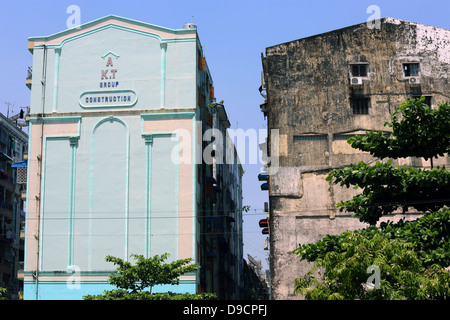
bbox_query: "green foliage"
[348,97,450,160]
[208,99,225,108]
[327,160,450,224]
[0,287,7,300]
[106,253,199,294]
[84,290,216,301]
[294,229,450,300]
[294,209,450,268]
[327,98,450,224]
[83,253,216,300]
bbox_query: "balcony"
[26,66,32,89]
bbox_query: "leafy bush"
[84,290,216,300]
[295,209,450,268]
[294,235,450,300]
[0,287,7,300]
[293,209,450,300]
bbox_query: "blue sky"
[1,0,449,271]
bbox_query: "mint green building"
[24,15,243,300]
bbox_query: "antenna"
[3,101,15,118]
[183,16,197,30]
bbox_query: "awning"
[260,182,269,191]
[259,219,268,228]
[12,160,28,168]
[258,173,269,181]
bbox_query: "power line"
[19,196,450,221]
[3,229,267,238]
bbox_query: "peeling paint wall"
[263,18,450,300]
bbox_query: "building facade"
[24,15,242,300]
[0,112,28,299]
[200,100,245,299]
[261,18,450,299]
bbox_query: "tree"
[293,209,450,299]
[0,287,7,300]
[327,160,450,225]
[327,97,450,225]
[293,97,450,299]
[348,96,450,164]
[84,253,216,300]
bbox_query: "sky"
[1,0,449,272]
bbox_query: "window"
[350,64,368,77]
[351,97,370,115]
[412,95,432,107]
[403,63,420,77]
[293,135,327,141]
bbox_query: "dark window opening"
[412,95,432,107]
[293,135,327,141]
[351,97,370,115]
[403,63,420,77]
[350,64,368,77]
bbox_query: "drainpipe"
[35,44,47,300]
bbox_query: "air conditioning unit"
[350,77,363,85]
[409,77,421,85]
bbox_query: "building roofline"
[0,113,28,142]
[28,14,197,42]
[265,17,450,50]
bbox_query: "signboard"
[79,90,137,108]
[79,52,138,108]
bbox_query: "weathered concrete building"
[261,18,450,299]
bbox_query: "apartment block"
[24,15,243,299]
[261,18,450,299]
[0,112,28,299]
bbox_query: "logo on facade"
[79,51,137,108]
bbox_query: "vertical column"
[160,43,167,109]
[52,48,61,113]
[143,135,153,258]
[67,136,79,267]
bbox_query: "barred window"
[293,135,327,141]
[351,97,370,115]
